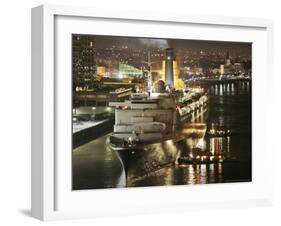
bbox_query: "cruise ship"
[108,48,208,184]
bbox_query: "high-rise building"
[96,66,106,77]
[72,34,97,89]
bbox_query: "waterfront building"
[96,66,106,77]
[118,63,144,78]
[220,64,225,75]
[75,87,133,106]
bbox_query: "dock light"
[106,107,111,111]
[92,107,96,110]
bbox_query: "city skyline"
[72,34,252,91]
[79,34,252,57]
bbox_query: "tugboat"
[107,48,208,184]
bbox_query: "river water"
[73,81,251,190]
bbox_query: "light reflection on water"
[131,162,226,187]
[211,81,252,97]
[130,81,251,187]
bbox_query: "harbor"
[73,79,251,188]
[72,35,252,189]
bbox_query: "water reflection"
[130,81,251,187]
[209,81,250,97]
[131,162,229,187]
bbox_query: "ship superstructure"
[109,89,207,144]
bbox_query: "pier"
[73,118,114,148]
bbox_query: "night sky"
[86,35,252,57]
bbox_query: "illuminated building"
[72,34,97,89]
[75,87,132,106]
[220,64,224,75]
[118,63,143,78]
[96,66,106,77]
[72,35,96,75]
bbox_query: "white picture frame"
[31,4,274,221]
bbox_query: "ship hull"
[113,138,182,185]
[108,104,208,186]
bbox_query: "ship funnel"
[164,48,175,87]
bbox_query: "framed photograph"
[31,4,274,220]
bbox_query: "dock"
[73,118,114,148]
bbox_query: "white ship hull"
[108,103,208,185]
